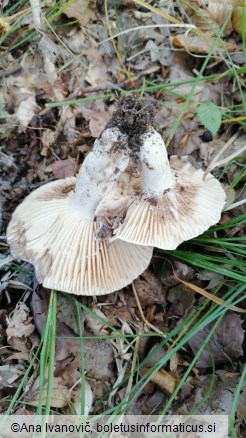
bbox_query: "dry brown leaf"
[199,134,245,168]
[41,55,78,143]
[232,6,246,35]
[178,371,240,415]
[52,159,78,179]
[63,0,96,25]
[188,0,235,36]
[129,270,166,309]
[31,288,115,382]
[84,340,115,381]
[173,270,246,313]
[72,380,93,415]
[6,303,35,357]
[6,302,35,339]
[56,295,81,334]
[6,351,30,362]
[40,129,58,155]
[144,345,166,368]
[85,62,110,87]
[197,270,224,290]
[27,371,70,408]
[172,34,237,54]
[150,369,179,396]
[31,288,81,373]
[80,107,111,137]
[0,365,25,389]
[237,386,246,422]
[167,284,195,317]
[141,389,166,415]
[189,313,244,368]
[84,306,109,336]
[15,95,39,129]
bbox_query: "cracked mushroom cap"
[7,179,153,296]
[112,152,225,250]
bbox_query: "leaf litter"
[0,0,245,431]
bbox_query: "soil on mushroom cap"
[106,95,158,154]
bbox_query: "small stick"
[0,65,22,78]
[131,281,166,336]
[64,66,160,101]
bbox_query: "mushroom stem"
[72,128,129,220]
[140,128,173,197]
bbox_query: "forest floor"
[0,1,246,436]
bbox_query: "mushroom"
[107,126,226,249]
[7,127,153,295]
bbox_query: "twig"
[131,281,166,336]
[64,66,160,101]
[124,336,140,400]
[0,65,22,78]
[98,24,196,46]
[203,132,239,179]
[104,0,132,83]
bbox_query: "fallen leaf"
[72,380,93,415]
[40,129,58,155]
[187,0,234,36]
[80,107,111,137]
[6,351,30,362]
[52,159,78,179]
[16,95,38,129]
[41,53,78,143]
[237,386,246,422]
[63,0,96,25]
[84,52,110,87]
[172,34,237,54]
[196,270,224,290]
[232,6,246,35]
[189,313,244,368]
[150,369,179,396]
[167,284,195,317]
[6,302,35,339]
[27,370,70,408]
[83,339,115,381]
[141,389,166,415]
[129,270,166,309]
[84,306,109,336]
[144,345,167,368]
[31,288,115,382]
[0,365,25,389]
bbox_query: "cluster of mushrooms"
[7,97,226,296]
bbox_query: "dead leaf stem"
[131,282,166,336]
[104,0,132,83]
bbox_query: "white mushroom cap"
[112,155,226,250]
[7,178,153,295]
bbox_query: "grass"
[0,0,246,436]
[2,220,245,419]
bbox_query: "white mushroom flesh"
[73,127,129,219]
[140,128,173,197]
